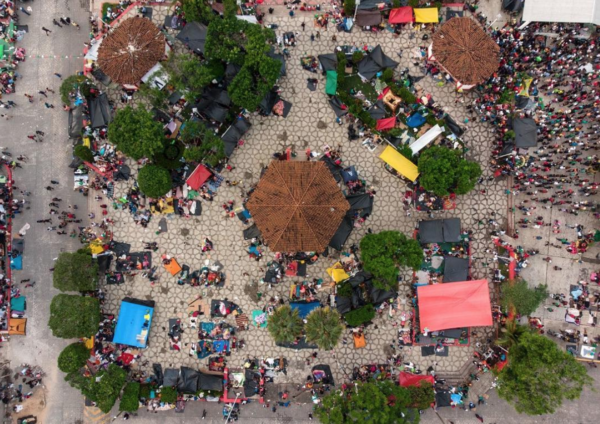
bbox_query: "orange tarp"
[164,258,182,276]
[353,333,366,348]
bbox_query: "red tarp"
[376,117,396,131]
[389,7,414,24]
[186,164,212,190]
[417,280,493,331]
[399,372,435,387]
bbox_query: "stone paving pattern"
[95,5,507,385]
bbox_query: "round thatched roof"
[246,161,350,253]
[97,17,165,85]
[431,17,500,86]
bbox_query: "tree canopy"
[108,106,165,160]
[417,146,482,196]
[58,342,90,374]
[163,53,225,99]
[498,331,592,415]
[501,279,548,316]
[49,294,101,338]
[267,305,304,344]
[137,164,173,198]
[305,307,344,350]
[60,74,95,105]
[53,251,98,292]
[119,382,141,413]
[360,231,423,290]
[315,380,426,424]
[181,0,215,25]
[180,120,226,167]
[81,364,127,413]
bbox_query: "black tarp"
[358,0,391,9]
[68,105,83,138]
[165,14,184,30]
[97,254,112,275]
[443,257,469,283]
[307,79,317,91]
[259,90,280,116]
[497,143,516,158]
[419,219,461,243]
[421,346,449,356]
[512,117,538,148]
[355,10,383,26]
[358,45,398,80]
[346,193,373,211]
[435,390,452,408]
[267,48,286,78]
[329,217,353,250]
[369,284,397,306]
[243,224,261,240]
[442,218,461,243]
[280,100,293,118]
[198,372,223,391]
[178,367,199,393]
[318,53,337,73]
[88,94,113,128]
[91,68,111,86]
[367,100,386,120]
[336,296,353,314]
[329,96,348,117]
[277,336,317,349]
[225,63,242,83]
[176,21,208,54]
[312,365,334,385]
[114,165,131,181]
[320,155,343,183]
[153,363,164,386]
[502,0,524,12]
[222,117,251,157]
[444,114,464,136]
[244,369,259,397]
[111,241,131,257]
[163,368,179,387]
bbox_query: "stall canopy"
[290,301,321,319]
[512,117,538,148]
[418,218,461,243]
[325,70,338,95]
[409,124,443,154]
[399,372,434,387]
[414,7,439,23]
[523,0,600,24]
[88,93,113,128]
[417,280,493,331]
[443,256,469,283]
[68,105,83,139]
[357,45,399,80]
[356,10,383,26]
[113,298,155,348]
[176,21,208,54]
[186,164,211,191]
[379,145,419,182]
[389,7,413,23]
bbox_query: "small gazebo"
[428,17,499,90]
[97,17,165,86]
[246,161,350,252]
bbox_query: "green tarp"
[325,71,338,95]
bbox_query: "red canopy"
[186,164,212,191]
[399,372,434,387]
[376,117,396,131]
[417,280,493,331]
[389,7,413,24]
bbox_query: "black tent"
[443,257,469,283]
[318,53,337,73]
[512,117,538,148]
[198,372,223,391]
[329,96,348,117]
[329,217,353,250]
[442,218,461,242]
[267,47,286,78]
[97,254,112,275]
[244,369,259,397]
[419,219,461,243]
[502,0,524,12]
[68,105,83,138]
[435,390,452,408]
[444,114,464,136]
[178,367,199,393]
[366,100,387,120]
[336,296,353,314]
[91,68,111,86]
[88,93,113,128]
[221,117,251,157]
[358,45,398,80]
[243,224,261,240]
[368,284,398,306]
[163,368,180,387]
[176,21,208,54]
[312,364,335,385]
[320,155,343,183]
[355,10,382,26]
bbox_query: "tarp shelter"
[222,116,251,157]
[186,164,212,191]
[88,93,113,128]
[355,10,383,26]
[376,117,396,131]
[358,45,399,80]
[523,0,600,25]
[176,21,208,54]
[410,125,443,154]
[327,264,350,282]
[236,14,258,24]
[399,372,434,388]
[417,280,493,331]
[290,301,320,319]
[418,218,461,243]
[369,284,397,306]
[10,296,25,312]
[321,155,343,183]
[164,259,182,276]
[443,256,469,283]
[379,145,419,182]
[325,71,338,95]
[8,318,26,335]
[367,100,386,120]
[357,0,391,10]
[243,224,261,240]
[113,298,155,348]
[329,97,348,117]
[414,8,439,23]
[68,105,83,138]
[85,37,103,61]
[318,53,337,73]
[312,364,334,385]
[97,254,112,274]
[329,217,353,250]
[435,390,452,407]
[346,193,374,214]
[198,371,223,391]
[389,7,413,23]
[163,368,179,387]
[444,114,464,136]
[512,117,538,148]
[178,367,199,393]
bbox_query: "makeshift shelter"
[329,217,354,250]
[163,368,179,387]
[312,365,334,385]
[409,125,443,154]
[8,318,27,335]
[222,116,252,157]
[366,100,386,120]
[290,301,320,319]
[198,371,223,391]
[353,333,366,348]
[246,161,350,252]
[68,105,83,138]
[164,258,182,276]
[376,117,396,131]
[379,145,419,182]
[88,94,113,128]
[176,21,208,54]
[418,218,461,243]
[399,372,434,388]
[443,257,469,283]
[327,264,350,283]
[389,7,413,24]
[186,164,212,191]
[355,10,383,27]
[178,367,199,393]
[523,0,600,25]
[430,17,499,89]
[357,45,399,80]
[414,8,439,23]
[357,0,391,10]
[318,53,337,73]
[346,193,374,214]
[512,117,538,148]
[97,17,166,85]
[325,71,338,95]
[113,298,155,348]
[444,114,464,136]
[329,97,348,117]
[417,280,493,331]
[243,224,261,241]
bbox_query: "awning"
[409,124,443,154]
[414,7,439,23]
[417,280,492,331]
[376,117,396,131]
[399,372,434,387]
[325,70,338,95]
[379,145,419,182]
[186,164,212,191]
[389,7,413,23]
[113,298,155,348]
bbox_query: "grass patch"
[102,3,120,22]
[344,75,378,103]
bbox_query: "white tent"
[409,125,443,155]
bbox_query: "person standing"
[42,27,52,36]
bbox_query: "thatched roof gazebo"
[97,17,165,85]
[429,17,499,89]
[246,161,350,253]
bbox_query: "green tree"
[82,364,127,413]
[360,231,423,290]
[229,59,281,111]
[182,0,214,24]
[315,380,421,424]
[406,381,434,409]
[305,307,344,350]
[58,342,90,374]
[205,18,248,65]
[223,0,238,18]
[267,305,304,344]
[48,295,101,338]
[343,0,356,16]
[60,74,94,105]
[153,141,185,170]
[74,145,95,163]
[501,279,548,316]
[181,120,226,166]
[137,165,173,198]
[417,146,481,196]
[137,81,170,110]
[498,332,592,415]
[53,252,98,292]
[163,54,225,99]
[497,320,528,349]
[119,382,141,413]
[344,305,375,327]
[108,106,165,160]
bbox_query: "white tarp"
[523,0,600,24]
[141,63,169,90]
[409,124,443,154]
[236,15,258,24]
[84,38,103,61]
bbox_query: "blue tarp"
[113,300,154,348]
[10,255,22,270]
[407,113,426,128]
[290,301,320,319]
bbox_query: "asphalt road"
[1,0,92,422]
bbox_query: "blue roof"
[113,300,154,348]
[290,302,320,319]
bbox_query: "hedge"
[119,382,141,412]
[161,386,177,404]
[344,304,376,327]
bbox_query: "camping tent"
[389,7,413,23]
[318,53,338,73]
[329,217,353,250]
[414,7,439,23]
[357,45,399,80]
[356,10,383,27]
[512,117,538,148]
[325,71,338,95]
[290,301,320,319]
[443,257,469,283]
[68,105,83,139]
[88,93,113,128]
[417,280,493,331]
[113,298,155,348]
[399,372,434,387]
[176,21,208,54]
[418,218,461,243]
[379,145,419,182]
[186,164,212,191]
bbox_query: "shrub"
[501,280,548,316]
[119,382,141,412]
[83,364,127,413]
[58,343,90,374]
[344,305,376,327]
[60,74,91,105]
[343,0,356,16]
[139,384,152,400]
[425,114,438,127]
[387,128,403,137]
[137,165,172,198]
[161,386,177,404]
[74,145,94,163]
[153,141,184,170]
[352,51,365,64]
[381,68,394,83]
[504,130,516,140]
[398,87,417,104]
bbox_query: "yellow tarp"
[89,240,105,255]
[414,8,439,23]
[379,146,419,182]
[83,336,95,350]
[327,263,350,283]
[150,197,175,214]
[518,78,532,97]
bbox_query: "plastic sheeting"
[379,145,419,182]
[325,70,338,95]
[176,21,208,54]
[399,372,434,387]
[414,7,439,23]
[389,7,413,23]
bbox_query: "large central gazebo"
[246,161,350,253]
